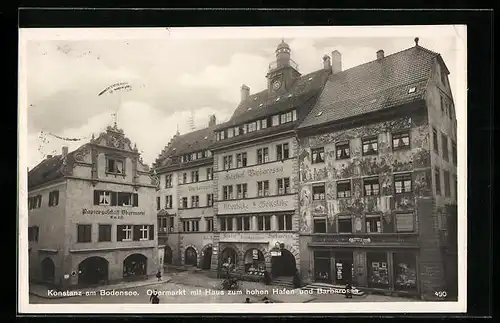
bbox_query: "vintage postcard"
[18,25,467,314]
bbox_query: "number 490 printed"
[434,291,447,298]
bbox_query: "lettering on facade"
[188,183,212,192]
[220,232,293,243]
[219,195,294,215]
[223,166,284,181]
[82,209,146,216]
[348,237,371,244]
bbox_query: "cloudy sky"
[21,26,466,170]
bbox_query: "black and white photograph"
[18,25,467,314]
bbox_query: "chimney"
[376,50,384,60]
[240,84,250,102]
[62,146,68,159]
[46,155,53,159]
[208,114,216,127]
[323,54,331,70]
[331,50,342,74]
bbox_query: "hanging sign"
[252,249,259,260]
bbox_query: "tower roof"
[276,39,290,51]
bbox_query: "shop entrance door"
[334,252,353,285]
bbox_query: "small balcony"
[268,59,299,71]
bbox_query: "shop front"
[309,237,420,296]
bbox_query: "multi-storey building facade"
[208,41,331,280]
[153,116,217,269]
[28,124,161,288]
[295,39,458,300]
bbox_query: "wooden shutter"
[111,191,118,206]
[117,225,124,241]
[149,225,154,240]
[55,191,59,206]
[133,225,141,241]
[133,193,139,207]
[93,190,100,205]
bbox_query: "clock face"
[272,80,282,91]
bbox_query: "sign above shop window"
[82,208,145,216]
[218,194,294,215]
[271,251,282,257]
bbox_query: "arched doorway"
[164,246,173,265]
[271,248,296,277]
[40,257,55,282]
[78,256,109,286]
[123,254,148,278]
[184,247,197,266]
[201,247,212,270]
[244,249,266,276]
[219,247,238,272]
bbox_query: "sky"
[21,26,466,170]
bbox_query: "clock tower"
[266,39,301,95]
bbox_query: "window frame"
[362,136,379,156]
[311,147,325,164]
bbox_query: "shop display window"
[367,252,389,288]
[393,253,418,291]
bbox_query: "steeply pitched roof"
[153,125,216,169]
[215,68,331,131]
[28,151,76,190]
[298,45,440,129]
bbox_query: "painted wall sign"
[395,213,414,232]
[82,208,145,216]
[223,166,285,181]
[220,232,294,243]
[217,194,294,215]
[187,183,213,192]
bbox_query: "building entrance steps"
[301,282,366,297]
[28,275,172,299]
[271,276,295,288]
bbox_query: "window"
[206,218,214,232]
[257,215,271,231]
[135,225,148,240]
[366,215,381,233]
[223,185,233,200]
[236,153,247,167]
[337,181,351,198]
[442,133,449,161]
[48,190,59,207]
[28,195,42,210]
[197,151,202,159]
[392,132,410,151]
[364,177,380,196]
[336,142,350,160]
[220,217,233,231]
[207,194,214,206]
[435,167,441,195]
[314,219,327,233]
[444,170,451,197]
[440,96,445,115]
[191,196,200,208]
[237,217,251,231]
[362,137,378,156]
[156,196,161,210]
[227,128,234,138]
[165,195,173,209]
[257,148,269,164]
[28,226,39,242]
[77,224,92,243]
[261,119,268,129]
[206,150,212,158]
[394,173,412,194]
[395,213,414,232]
[183,220,200,232]
[452,141,457,165]
[165,174,173,188]
[278,214,293,231]
[312,184,326,200]
[117,225,132,241]
[236,184,248,199]
[277,178,291,195]
[280,111,294,124]
[271,115,279,126]
[311,147,325,164]
[117,192,133,206]
[276,143,289,160]
[219,131,225,141]
[292,110,297,121]
[182,173,187,184]
[181,197,188,208]
[233,127,240,137]
[98,224,112,242]
[223,155,233,170]
[98,191,111,206]
[432,128,439,153]
[106,157,124,175]
[247,121,258,133]
[169,217,175,232]
[257,181,269,197]
[191,171,199,183]
[206,167,213,180]
[338,216,352,233]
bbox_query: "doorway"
[201,247,212,270]
[164,246,173,265]
[334,251,353,285]
[185,247,198,266]
[123,253,148,278]
[78,256,109,286]
[40,257,55,283]
[271,249,296,277]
